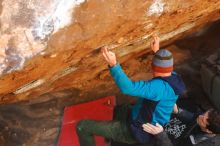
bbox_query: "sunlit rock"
[0,0,220,104]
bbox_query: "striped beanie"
[152,49,173,73]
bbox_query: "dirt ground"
[0,21,220,146]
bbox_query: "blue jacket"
[110,64,186,143]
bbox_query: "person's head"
[152,49,173,77]
[197,109,220,134]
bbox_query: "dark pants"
[76,105,137,146]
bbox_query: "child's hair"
[207,109,220,134]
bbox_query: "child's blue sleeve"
[110,64,159,101]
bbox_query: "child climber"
[76,36,186,145]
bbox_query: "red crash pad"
[58,96,116,146]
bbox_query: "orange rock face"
[0,0,220,104]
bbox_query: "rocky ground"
[0,21,219,146]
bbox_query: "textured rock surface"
[0,0,220,104]
[0,21,220,146]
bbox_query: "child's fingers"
[102,48,112,60]
[102,51,108,60]
[101,47,110,60]
[155,36,160,41]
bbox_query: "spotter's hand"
[142,123,164,135]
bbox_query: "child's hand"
[151,36,160,53]
[173,104,178,114]
[101,47,117,67]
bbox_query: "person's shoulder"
[149,78,165,86]
[151,77,165,82]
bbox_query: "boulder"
[0,0,220,103]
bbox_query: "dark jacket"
[155,108,219,146]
